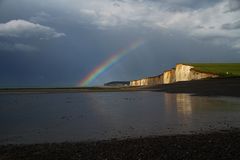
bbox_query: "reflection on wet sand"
[164,93,240,116]
[164,93,240,131]
[176,94,192,116]
[164,93,192,116]
[164,93,193,126]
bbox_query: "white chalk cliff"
[130,64,218,86]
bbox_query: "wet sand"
[1,129,240,160]
[1,78,240,159]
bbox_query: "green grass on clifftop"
[187,63,240,77]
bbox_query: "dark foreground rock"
[150,77,240,97]
[1,130,240,160]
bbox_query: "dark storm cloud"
[0,0,240,87]
[227,0,240,12]
[139,0,221,9]
[111,0,221,11]
[0,42,37,52]
[222,20,240,30]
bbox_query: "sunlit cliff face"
[130,64,218,86]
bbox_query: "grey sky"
[0,0,239,87]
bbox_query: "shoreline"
[0,77,240,97]
[1,78,240,159]
[150,77,240,97]
[1,129,240,160]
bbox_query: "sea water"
[0,91,240,144]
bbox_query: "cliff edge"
[130,64,219,86]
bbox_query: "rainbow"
[79,39,145,87]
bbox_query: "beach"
[1,129,240,160]
[1,77,240,160]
